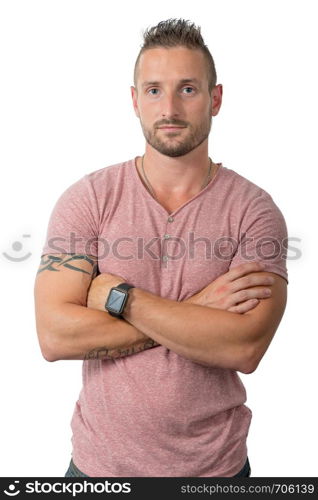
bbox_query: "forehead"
[137,47,207,84]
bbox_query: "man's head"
[131,18,222,158]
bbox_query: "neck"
[138,142,218,197]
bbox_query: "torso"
[42,156,287,477]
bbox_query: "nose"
[161,91,181,118]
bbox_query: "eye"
[182,86,195,94]
[148,88,159,95]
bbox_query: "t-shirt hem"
[72,451,248,478]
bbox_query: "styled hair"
[133,18,217,92]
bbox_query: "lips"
[158,126,186,129]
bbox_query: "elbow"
[239,361,258,375]
[42,344,59,362]
[35,304,69,362]
[195,349,259,373]
[42,350,58,363]
[37,328,61,362]
[239,345,262,374]
[39,343,59,362]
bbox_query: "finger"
[228,298,260,314]
[230,273,275,293]
[226,262,266,282]
[230,287,272,304]
[217,262,265,287]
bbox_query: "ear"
[130,86,140,118]
[211,83,223,117]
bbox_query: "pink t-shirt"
[41,157,288,477]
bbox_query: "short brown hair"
[133,18,217,92]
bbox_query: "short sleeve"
[41,175,99,257]
[229,190,288,283]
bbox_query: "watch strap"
[116,283,135,292]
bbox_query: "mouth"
[158,126,186,131]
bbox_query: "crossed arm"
[34,254,287,373]
[87,265,287,373]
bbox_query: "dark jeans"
[233,456,251,477]
[65,456,251,478]
[65,458,89,477]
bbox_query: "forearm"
[123,288,254,372]
[41,303,159,362]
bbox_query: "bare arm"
[34,255,280,366]
[85,262,280,368]
[34,254,159,362]
[122,270,287,373]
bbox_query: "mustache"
[155,120,188,128]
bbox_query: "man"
[34,19,288,477]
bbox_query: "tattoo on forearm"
[37,254,99,277]
[84,339,160,361]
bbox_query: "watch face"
[105,288,126,314]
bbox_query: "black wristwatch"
[104,283,135,318]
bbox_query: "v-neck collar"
[131,156,223,217]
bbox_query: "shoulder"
[219,165,283,215]
[220,166,268,198]
[85,158,133,185]
[57,158,134,201]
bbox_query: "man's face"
[131,46,222,158]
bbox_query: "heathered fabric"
[42,157,288,477]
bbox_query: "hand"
[87,272,125,311]
[186,262,275,314]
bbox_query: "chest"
[96,193,239,301]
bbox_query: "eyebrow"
[141,78,201,88]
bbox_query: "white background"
[0,0,317,477]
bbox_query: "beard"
[140,113,212,158]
